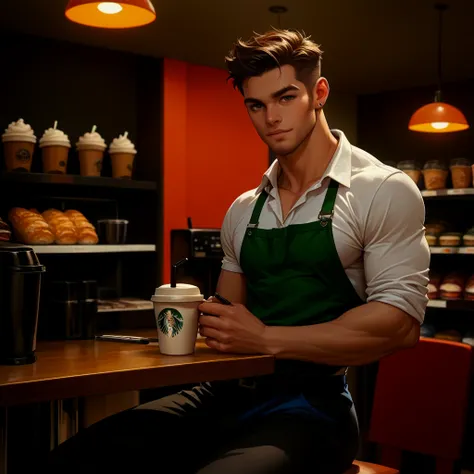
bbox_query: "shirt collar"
[256,129,353,194]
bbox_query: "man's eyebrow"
[244,85,300,105]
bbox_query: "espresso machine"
[170,218,224,298]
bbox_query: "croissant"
[42,209,78,245]
[64,210,99,244]
[8,207,55,245]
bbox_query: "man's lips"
[267,129,291,137]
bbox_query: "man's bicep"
[363,173,430,323]
[216,269,247,304]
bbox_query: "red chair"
[345,460,399,473]
[367,337,473,474]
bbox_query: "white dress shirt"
[220,130,430,324]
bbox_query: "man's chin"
[270,145,296,157]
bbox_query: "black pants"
[47,377,359,474]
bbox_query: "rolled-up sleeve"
[363,172,430,323]
[221,202,244,274]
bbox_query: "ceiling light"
[408,4,468,133]
[65,0,156,29]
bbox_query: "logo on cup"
[157,308,184,338]
[16,149,31,162]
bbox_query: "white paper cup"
[151,283,203,355]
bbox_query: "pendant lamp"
[408,4,468,133]
[65,1,156,29]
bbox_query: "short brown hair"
[225,28,323,94]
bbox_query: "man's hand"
[198,301,267,354]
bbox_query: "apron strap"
[318,179,339,224]
[247,191,268,229]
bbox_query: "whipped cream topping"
[40,128,71,148]
[76,131,106,150]
[2,119,36,143]
[109,133,137,154]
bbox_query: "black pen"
[214,293,232,305]
[95,335,158,344]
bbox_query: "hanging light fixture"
[408,4,468,133]
[65,0,156,29]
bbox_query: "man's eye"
[281,95,296,103]
[250,103,263,112]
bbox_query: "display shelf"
[0,171,156,191]
[427,299,474,311]
[430,247,474,254]
[422,188,474,198]
[31,244,156,254]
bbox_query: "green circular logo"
[157,308,184,338]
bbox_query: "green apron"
[240,178,364,375]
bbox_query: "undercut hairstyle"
[225,28,323,94]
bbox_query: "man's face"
[242,64,317,156]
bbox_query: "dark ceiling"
[1,0,473,94]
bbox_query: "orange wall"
[162,59,268,282]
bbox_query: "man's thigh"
[196,406,359,474]
[47,383,221,473]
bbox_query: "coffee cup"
[109,132,137,179]
[39,123,71,174]
[76,127,106,177]
[151,283,203,355]
[2,119,37,172]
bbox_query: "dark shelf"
[0,172,157,191]
[427,299,474,311]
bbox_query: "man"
[48,29,429,473]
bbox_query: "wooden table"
[0,330,274,473]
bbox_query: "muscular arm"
[262,302,420,365]
[216,269,247,304]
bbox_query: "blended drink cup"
[109,132,137,179]
[2,119,37,172]
[39,122,71,174]
[151,283,203,355]
[76,127,106,177]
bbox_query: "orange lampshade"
[408,101,469,133]
[65,0,156,29]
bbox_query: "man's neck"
[276,112,338,194]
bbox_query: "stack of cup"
[109,132,137,179]
[76,126,107,177]
[151,283,203,355]
[39,122,71,174]
[2,119,37,172]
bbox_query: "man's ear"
[312,77,330,109]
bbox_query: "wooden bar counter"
[0,331,275,407]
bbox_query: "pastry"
[64,210,99,245]
[428,274,441,300]
[422,160,448,190]
[450,158,471,189]
[464,275,474,301]
[438,232,462,247]
[42,209,78,245]
[440,273,465,300]
[463,231,474,247]
[8,207,55,245]
[397,160,421,186]
[435,329,462,343]
[425,232,438,246]
[0,218,11,242]
[425,221,448,235]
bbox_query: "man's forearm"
[262,302,420,366]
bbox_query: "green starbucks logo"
[157,308,184,338]
[95,160,103,171]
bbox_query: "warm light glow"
[431,122,449,130]
[65,0,156,29]
[408,101,469,133]
[97,2,123,14]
